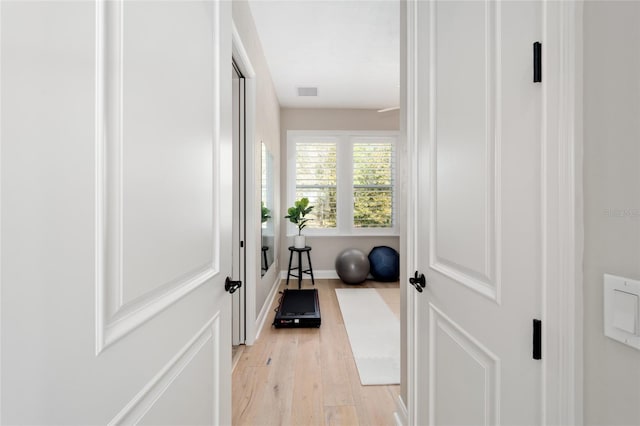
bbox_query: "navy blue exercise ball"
[335,248,370,284]
[368,246,399,282]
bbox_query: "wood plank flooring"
[232,279,400,426]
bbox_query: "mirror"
[261,142,275,276]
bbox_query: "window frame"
[287,130,399,237]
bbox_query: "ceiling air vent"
[297,87,318,97]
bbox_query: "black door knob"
[225,277,242,294]
[409,271,426,293]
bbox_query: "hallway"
[232,279,400,425]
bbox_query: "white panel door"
[412,1,542,424]
[1,1,233,424]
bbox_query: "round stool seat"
[286,246,315,289]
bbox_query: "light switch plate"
[612,290,638,334]
[604,274,640,351]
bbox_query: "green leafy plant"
[261,202,271,224]
[285,197,314,235]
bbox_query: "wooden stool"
[286,246,315,289]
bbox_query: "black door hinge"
[533,319,542,360]
[533,42,542,83]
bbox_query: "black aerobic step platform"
[273,289,321,328]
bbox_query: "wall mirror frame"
[261,142,275,276]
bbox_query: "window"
[288,131,398,235]
[294,139,338,229]
[352,138,395,228]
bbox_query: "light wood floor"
[232,278,400,426]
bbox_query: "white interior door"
[411,1,542,424]
[1,1,233,424]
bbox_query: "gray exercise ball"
[335,248,370,284]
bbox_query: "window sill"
[286,233,400,238]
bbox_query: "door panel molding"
[95,0,222,353]
[428,0,501,303]
[405,0,583,424]
[428,303,500,426]
[108,314,221,425]
[0,0,232,423]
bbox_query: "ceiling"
[248,0,400,110]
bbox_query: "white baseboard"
[279,269,340,280]
[253,275,281,342]
[394,395,408,426]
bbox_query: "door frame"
[231,58,247,345]
[402,1,584,424]
[231,22,259,345]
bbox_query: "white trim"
[101,267,216,349]
[288,130,400,138]
[230,61,246,346]
[108,315,221,425]
[541,1,583,424]
[94,0,108,355]
[279,269,340,280]
[253,275,281,342]
[286,231,401,237]
[429,262,498,302]
[428,303,500,426]
[279,270,384,282]
[286,130,400,236]
[231,21,258,346]
[94,0,106,355]
[231,23,256,78]
[285,232,400,238]
[94,0,221,354]
[427,0,501,305]
[393,395,409,426]
[404,0,419,424]
[0,0,4,419]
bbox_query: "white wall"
[232,0,281,321]
[279,108,401,273]
[583,2,640,424]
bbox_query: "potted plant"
[261,202,271,224]
[285,197,313,248]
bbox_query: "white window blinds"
[288,131,398,235]
[352,139,395,228]
[295,140,337,229]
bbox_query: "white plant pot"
[294,235,306,249]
